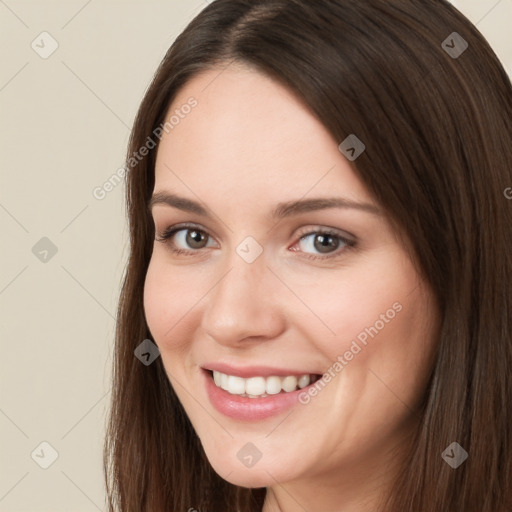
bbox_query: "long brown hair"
[103,1,512,510]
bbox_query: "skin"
[143,62,440,512]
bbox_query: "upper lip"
[202,362,320,378]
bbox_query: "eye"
[155,223,356,260]
[155,223,217,255]
[291,228,356,260]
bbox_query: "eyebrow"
[148,191,381,218]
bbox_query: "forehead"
[153,64,372,207]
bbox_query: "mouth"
[201,367,323,421]
[206,369,322,398]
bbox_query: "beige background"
[0,1,510,510]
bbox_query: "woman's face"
[144,64,439,505]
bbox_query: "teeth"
[220,372,229,391]
[266,376,282,395]
[212,370,315,397]
[227,375,245,395]
[245,376,266,395]
[282,375,299,392]
[298,375,311,389]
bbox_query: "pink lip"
[202,368,318,421]
[202,362,317,378]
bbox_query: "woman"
[104,1,512,510]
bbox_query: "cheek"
[325,280,437,426]
[301,253,417,357]
[143,254,202,353]
[306,251,437,395]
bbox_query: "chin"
[204,452,285,488]
[218,467,275,489]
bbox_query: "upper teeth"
[212,370,314,398]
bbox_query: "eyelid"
[154,222,218,246]
[155,222,357,259]
[154,221,355,243]
[294,225,356,244]
[291,227,356,261]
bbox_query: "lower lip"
[202,369,316,421]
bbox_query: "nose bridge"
[211,243,268,313]
[216,234,269,299]
[201,241,284,344]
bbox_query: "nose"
[200,249,287,347]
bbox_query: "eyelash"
[154,222,356,261]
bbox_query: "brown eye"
[155,224,217,255]
[295,229,354,259]
[184,229,209,249]
[311,233,341,253]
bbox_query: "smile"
[212,370,321,398]
[202,366,323,421]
